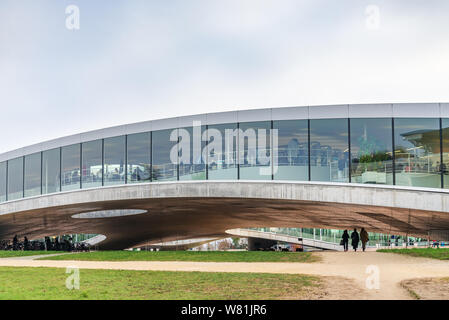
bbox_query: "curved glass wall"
[252,227,420,248]
[350,118,393,185]
[443,119,449,188]
[394,118,441,188]
[207,123,238,180]
[310,119,349,182]
[82,140,103,189]
[7,157,23,201]
[239,121,271,180]
[42,148,60,194]
[104,136,125,186]
[273,120,309,181]
[179,126,206,181]
[61,144,80,191]
[3,115,449,204]
[152,129,177,181]
[24,153,41,197]
[127,132,151,183]
[0,162,6,202]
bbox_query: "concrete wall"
[2,180,449,216]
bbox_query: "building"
[0,103,449,249]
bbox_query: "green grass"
[39,250,318,263]
[0,251,65,258]
[377,248,449,260]
[0,267,322,300]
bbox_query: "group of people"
[0,235,90,252]
[341,228,369,252]
[44,236,90,252]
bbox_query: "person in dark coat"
[360,228,369,252]
[23,236,29,251]
[45,236,52,251]
[341,230,349,252]
[351,228,360,252]
[13,235,18,251]
[55,238,60,251]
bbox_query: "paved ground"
[1,253,73,260]
[1,251,449,299]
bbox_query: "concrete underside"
[0,181,449,249]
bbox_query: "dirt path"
[400,277,449,300]
[1,251,448,299]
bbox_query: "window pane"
[394,118,441,188]
[82,140,103,189]
[7,157,23,200]
[239,121,271,180]
[104,136,125,186]
[273,120,309,181]
[350,118,393,185]
[42,148,61,194]
[24,153,41,197]
[179,126,206,181]
[207,123,238,180]
[0,162,6,202]
[310,119,349,182]
[152,129,177,181]
[62,144,80,191]
[127,132,151,183]
[442,119,449,188]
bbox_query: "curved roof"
[1,102,448,162]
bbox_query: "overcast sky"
[1,0,448,153]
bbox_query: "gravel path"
[1,251,448,300]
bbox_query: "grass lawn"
[377,248,449,260]
[39,250,318,263]
[0,267,322,300]
[0,251,65,258]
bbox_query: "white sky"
[1,0,449,153]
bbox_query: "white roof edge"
[0,102,446,163]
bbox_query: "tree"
[218,239,232,251]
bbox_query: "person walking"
[23,236,29,251]
[351,228,360,252]
[341,230,349,252]
[360,228,369,252]
[12,235,18,251]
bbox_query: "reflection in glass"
[394,118,440,188]
[42,148,60,194]
[152,129,177,181]
[442,119,449,188]
[239,121,271,180]
[350,118,393,185]
[7,157,23,200]
[24,153,41,197]
[104,136,125,186]
[273,120,309,181]
[179,126,206,181]
[3,114,448,202]
[207,123,238,180]
[82,140,103,189]
[62,144,80,191]
[310,119,349,182]
[0,162,6,202]
[127,132,151,183]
